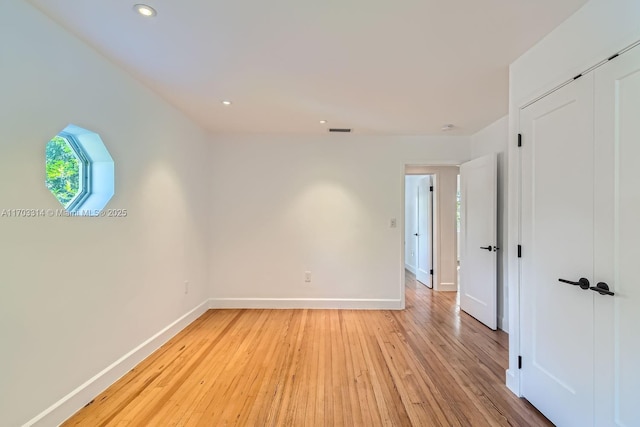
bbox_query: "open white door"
[415,176,433,287]
[459,154,497,330]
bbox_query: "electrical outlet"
[305,271,312,283]
[390,218,397,228]
[184,281,189,294]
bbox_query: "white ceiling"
[28,0,588,136]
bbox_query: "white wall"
[509,0,640,107]
[0,2,210,426]
[506,0,640,395]
[470,116,508,331]
[207,135,470,309]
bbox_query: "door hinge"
[517,245,522,258]
[517,133,522,147]
[429,186,433,192]
[430,269,433,275]
[518,356,522,369]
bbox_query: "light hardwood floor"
[63,272,551,426]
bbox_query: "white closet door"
[594,46,640,427]
[520,73,595,427]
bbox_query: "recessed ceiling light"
[222,100,232,106]
[441,124,455,131]
[319,120,327,124]
[133,4,157,17]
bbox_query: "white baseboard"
[24,300,210,427]
[209,298,403,310]
[436,282,457,292]
[404,264,416,275]
[506,369,520,397]
[498,316,509,333]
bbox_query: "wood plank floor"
[63,272,552,426]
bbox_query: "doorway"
[404,165,460,296]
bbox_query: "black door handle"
[558,277,590,290]
[480,246,492,251]
[590,282,615,296]
[414,233,419,236]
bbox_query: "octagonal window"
[45,125,114,215]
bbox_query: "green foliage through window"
[46,136,81,207]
